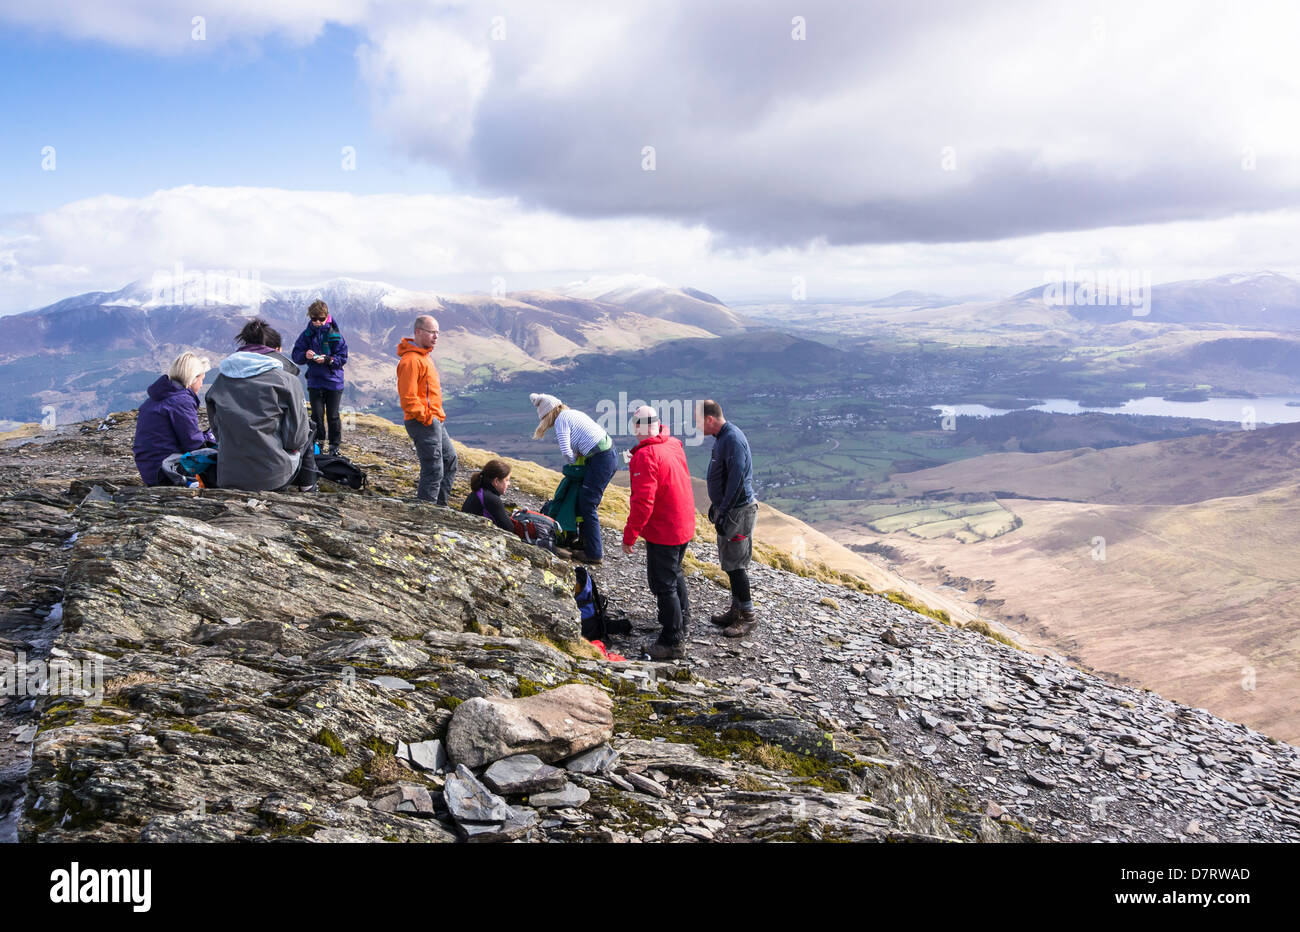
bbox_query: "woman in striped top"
[531,393,619,565]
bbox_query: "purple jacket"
[290,322,348,391]
[132,375,215,485]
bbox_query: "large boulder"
[446,684,614,767]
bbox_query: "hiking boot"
[550,546,572,560]
[722,609,757,639]
[710,603,739,627]
[643,641,686,661]
[571,551,603,566]
[328,445,340,456]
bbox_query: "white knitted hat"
[631,404,659,423]
[530,393,562,419]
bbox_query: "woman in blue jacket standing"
[291,299,348,455]
[132,351,215,485]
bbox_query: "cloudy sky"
[3,0,1300,314]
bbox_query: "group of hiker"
[131,307,759,657]
[133,301,344,492]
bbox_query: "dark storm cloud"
[370,0,1300,246]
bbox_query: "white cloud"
[0,185,713,312]
[5,184,1300,314]
[5,1,1300,246]
[355,17,492,160]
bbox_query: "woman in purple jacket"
[132,351,215,485]
[290,300,348,456]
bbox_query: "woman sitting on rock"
[460,459,515,532]
[132,351,215,486]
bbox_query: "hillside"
[1,413,1299,843]
[828,421,1300,744]
[0,276,732,424]
[608,471,986,628]
[889,420,1300,505]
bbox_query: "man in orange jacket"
[397,315,457,504]
[622,404,697,660]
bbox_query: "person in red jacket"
[621,405,697,660]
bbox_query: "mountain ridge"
[1,412,1298,843]
[0,276,747,424]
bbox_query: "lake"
[933,396,1300,424]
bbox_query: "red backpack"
[511,509,562,551]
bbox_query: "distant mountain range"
[741,271,1300,340]
[864,290,962,309]
[8,268,1300,427]
[0,274,748,424]
[1006,270,1300,328]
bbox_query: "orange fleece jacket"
[396,338,446,424]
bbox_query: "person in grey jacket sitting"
[205,319,317,492]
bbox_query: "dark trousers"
[576,444,617,560]
[308,388,343,450]
[405,417,458,505]
[646,541,690,645]
[727,569,752,607]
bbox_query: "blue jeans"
[577,444,617,560]
[405,418,457,505]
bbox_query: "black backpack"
[574,565,631,642]
[314,454,368,490]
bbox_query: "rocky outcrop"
[1,412,1297,843]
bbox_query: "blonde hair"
[168,351,210,389]
[532,403,567,439]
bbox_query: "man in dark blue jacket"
[702,399,759,637]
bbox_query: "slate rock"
[369,675,415,691]
[564,743,620,774]
[461,806,540,843]
[370,782,435,817]
[483,754,568,795]
[444,764,512,823]
[528,783,591,809]
[407,740,446,773]
[624,772,668,798]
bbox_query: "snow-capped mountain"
[0,276,742,424]
[561,274,745,334]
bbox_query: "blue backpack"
[573,566,630,641]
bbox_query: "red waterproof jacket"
[623,425,697,547]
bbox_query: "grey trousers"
[405,417,458,505]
